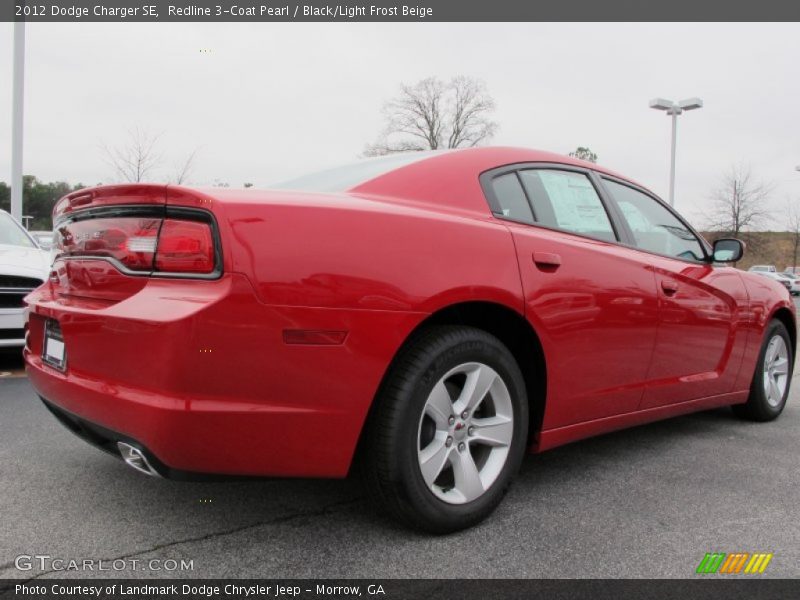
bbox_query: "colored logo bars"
[696,552,773,574]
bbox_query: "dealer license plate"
[42,319,67,371]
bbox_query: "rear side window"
[602,178,705,262]
[490,173,535,224]
[272,151,443,192]
[518,170,616,242]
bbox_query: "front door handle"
[532,252,562,268]
[661,280,679,295]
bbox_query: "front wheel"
[733,319,793,421]
[361,326,529,533]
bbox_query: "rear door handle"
[532,252,562,268]
[661,280,679,295]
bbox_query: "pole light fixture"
[649,97,703,207]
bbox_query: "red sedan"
[24,147,795,532]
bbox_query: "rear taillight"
[55,216,216,275]
[57,217,160,271]
[155,220,215,274]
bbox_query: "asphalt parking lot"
[2,306,800,580]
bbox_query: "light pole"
[11,21,26,222]
[649,97,703,207]
[790,166,800,274]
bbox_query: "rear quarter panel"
[154,189,526,475]
[210,192,524,314]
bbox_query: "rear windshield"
[0,212,35,248]
[271,151,442,192]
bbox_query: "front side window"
[518,169,616,242]
[602,179,705,262]
[0,212,35,248]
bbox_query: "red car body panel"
[25,147,796,478]
[26,275,422,477]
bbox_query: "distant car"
[755,271,795,294]
[29,231,55,251]
[784,267,800,276]
[784,273,800,296]
[23,148,797,532]
[749,265,777,273]
[0,210,51,347]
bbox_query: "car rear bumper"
[25,271,423,478]
[39,396,228,480]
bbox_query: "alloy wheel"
[416,362,514,504]
[763,335,789,407]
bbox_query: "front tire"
[733,319,793,422]
[362,326,529,533]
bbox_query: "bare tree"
[787,199,800,273]
[447,76,497,149]
[170,148,199,185]
[569,147,598,163]
[705,165,773,236]
[364,76,498,156]
[102,127,163,183]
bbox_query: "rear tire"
[733,319,793,422]
[361,326,528,533]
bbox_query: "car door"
[598,177,749,408]
[481,166,660,429]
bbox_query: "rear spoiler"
[53,184,167,220]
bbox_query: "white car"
[29,230,55,251]
[753,270,795,294]
[0,210,51,347]
[780,271,800,296]
[748,265,777,273]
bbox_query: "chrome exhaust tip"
[117,442,161,477]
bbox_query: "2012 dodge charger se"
[24,147,796,532]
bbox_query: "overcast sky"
[1,22,799,227]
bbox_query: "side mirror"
[712,238,745,263]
